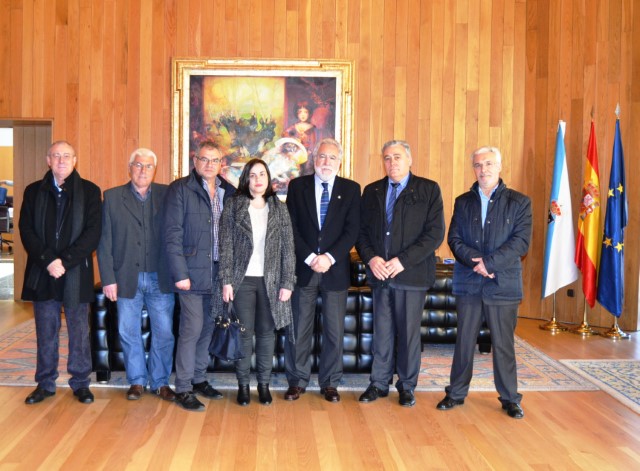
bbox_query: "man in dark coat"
[437,146,532,419]
[97,148,176,402]
[284,138,361,403]
[164,140,235,411]
[20,140,102,405]
[356,140,445,407]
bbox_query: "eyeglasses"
[130,162,155,171]
[195,156,221,165]
[48,153,74,161]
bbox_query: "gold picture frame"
[171,58,354,196]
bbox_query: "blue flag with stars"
[597,119,628,317]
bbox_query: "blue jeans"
[116,272,175,390]
[33,300,92,392]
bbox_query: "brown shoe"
[127,384,144,400]
[153,385,176,402]
[284,386,306,401]
[320,387,340,403]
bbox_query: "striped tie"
[320,182,329,228]
[386,183,399,228]
[384,182,399,258]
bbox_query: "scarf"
[34,170,86,308]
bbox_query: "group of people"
[20,137,531,420]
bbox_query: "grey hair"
[48,140,76,156]
[312,137,343,159]
[129,147,158,166]
[382,140,412,159]
[471,146,502,164]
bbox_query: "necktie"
[320,182,329,228]
[386,182,399,228]
[212,187,221,261]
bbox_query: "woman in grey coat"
[217,158,296,406]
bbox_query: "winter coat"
[448,179,532,302]
[164,169,235,294]
[214,194,296,330]
[20,169,102,306]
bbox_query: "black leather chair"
[91,253,491,382]
[0,195,13,253]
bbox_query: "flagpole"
[602,317,630,339]
[540,293,568,332]
[569,298,598,336]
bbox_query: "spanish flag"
[575,122,602,307]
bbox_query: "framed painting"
[171,58,354,196]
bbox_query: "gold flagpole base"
[539,319,568,333]
[602,324,630,340]
[569,322,599,337]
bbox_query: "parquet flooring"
[0,301,638,470]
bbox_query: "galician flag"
[575,121,602,307]
[596,117,628,316]
[542,121,578,297]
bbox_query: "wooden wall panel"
[0,0,637,330]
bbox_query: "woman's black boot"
[237,384,250,406]
[257,383,272,405]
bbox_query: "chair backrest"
[0,205,10,232]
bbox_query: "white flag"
[542,121,579,297]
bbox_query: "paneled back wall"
[1,0,637,329]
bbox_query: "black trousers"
[234,276,276,385]
[446,295,522,404]
[369,286,426,392]
[285,272,348,388]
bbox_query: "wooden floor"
[0,301,639,470]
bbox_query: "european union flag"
[597,119,628,317]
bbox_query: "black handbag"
[209,302,245,361]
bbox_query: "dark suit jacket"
[287,174,361,291]
[97,182,172,298]
[356,173,445,289]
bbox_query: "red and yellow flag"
[575,121,602,307]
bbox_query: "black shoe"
[399,389,416,407]
[320,387,340,403]
[284,386,306,401]
[257,383,272,405]
[358,385,389,403]
[237,385,250,406]
[25,387,55,404]
[503,402,524,419]
[192,381,223,400]
[176,392,205,411]
[436,395,465,410]
[74,387,94,404]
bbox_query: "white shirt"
[245,203,269,276]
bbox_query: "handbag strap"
[227,301,241,323]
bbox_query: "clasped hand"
[369,256,405,281]
[472,257,495,278]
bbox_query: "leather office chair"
[0,195,13,253]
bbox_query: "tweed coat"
[214,194,296,330]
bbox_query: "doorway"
[0,120,53,300]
